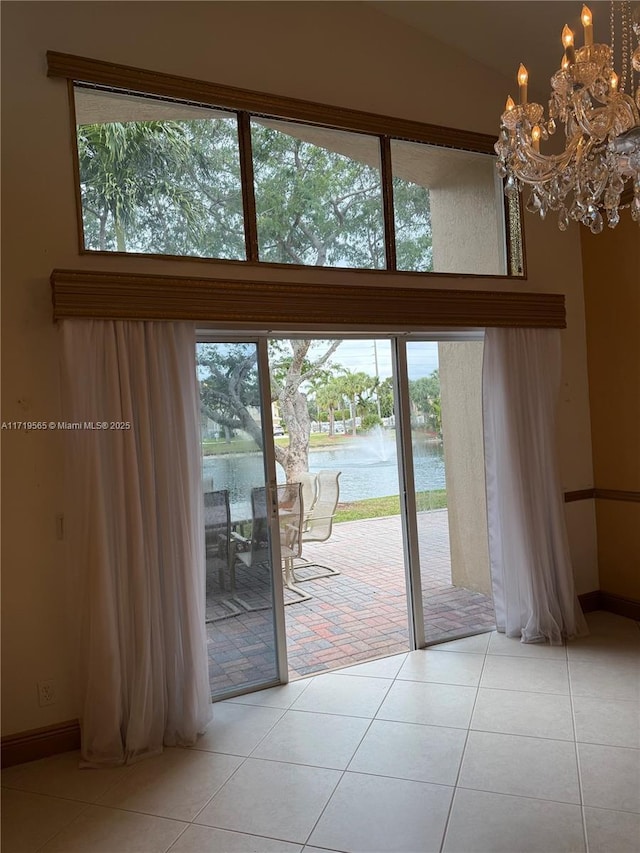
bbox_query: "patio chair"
[234,482,310,606]
[204,488,234,588]
[277,481,310,603]
[204,488,241,621]
[293,470,342,582]
[299,471,318,524]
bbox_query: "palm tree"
[77,121,203,251]
[338,370,374,437]
[316,380,343,437]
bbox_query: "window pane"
[74,87,245,259]
[251,118,385,268]
[391,140,508,275]
[198,342,280,699]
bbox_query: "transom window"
[70,78,522,277]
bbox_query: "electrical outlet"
[37,680,57,707]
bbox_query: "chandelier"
[495,1,640,232]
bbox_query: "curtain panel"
[61,320,211,766]
[482,327,588,644]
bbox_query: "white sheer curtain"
[61,320,212,766]
[482,327,588,644]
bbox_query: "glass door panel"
[267,337,410,678]
[405,340,495,644]
[197,341,283,699]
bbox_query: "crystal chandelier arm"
[571,90,640,139]
[506,132,582,184]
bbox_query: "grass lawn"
[334,490,447,523]
[203,432,358,456]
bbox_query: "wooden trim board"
[1,720,80,768]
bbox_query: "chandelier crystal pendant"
[495,1,640,232]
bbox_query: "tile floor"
[208,511,496,694]
[2,611,639,853]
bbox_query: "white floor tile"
[471,687,574,740]
[38,804,186,853]
[397,649,484,687]
[303,848,343,853]
[335,653,407,679]
[376,680,477,729]
[573,695,640,748]
[569,658,640,701]
[195,758,340,843]
[290,674,392,718]
[443,788,585,853]
[578,742,640,813]
[169,824,303,852]
[195,703,284,756]
[429,632,491,654]
[586,611,640,637]
[348,719,466,785]
[584,806,640,853]
[224,679,313,709]
[458,730,580,803]
[4,614,640,853]
[0,750,130,803]
[97,748,241,821]
[487,631,567,659]
[0,788,87,853]
[481,655,569,694]
[308,771,453,853]
[567,629,640,663]
[251,710,370,769]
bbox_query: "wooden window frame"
[49,51,526,280]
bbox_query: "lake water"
[202,434,445,516]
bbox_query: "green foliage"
[251,125,386,268]
[393,177,433,271]
[198,343,262,445]
[409,369,442,435]
[334,490,446,523]
[76,111,432,270]
[78,117,244,257]
[361,413,382,431]
[377,377,395,418]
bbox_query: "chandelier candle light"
[495,1,640,231]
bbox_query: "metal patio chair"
[204,488,242,621]
[293,470,342,582]
[233,482,310,606]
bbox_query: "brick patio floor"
[206,509,495,697]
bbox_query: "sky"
[326,339,439,380]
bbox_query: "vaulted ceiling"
[370,2,615,100]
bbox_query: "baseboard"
[564,489,595,503]
[1,719,80,768]
[578,590,602,613]
[594,489,640,503]
[599,591,640,621]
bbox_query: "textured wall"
[439,342,491,596]
[581,216,640,600]
[1,1,595,735]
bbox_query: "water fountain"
[351,424,396,465]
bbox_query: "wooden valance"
[50,269,565,329]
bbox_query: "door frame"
[256,337,290,683]
[200,330,486,693]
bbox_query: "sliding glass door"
[404,339,495,645]
[197,340,286,699]
[198,333,494,699]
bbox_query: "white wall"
[1,1,596,735]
